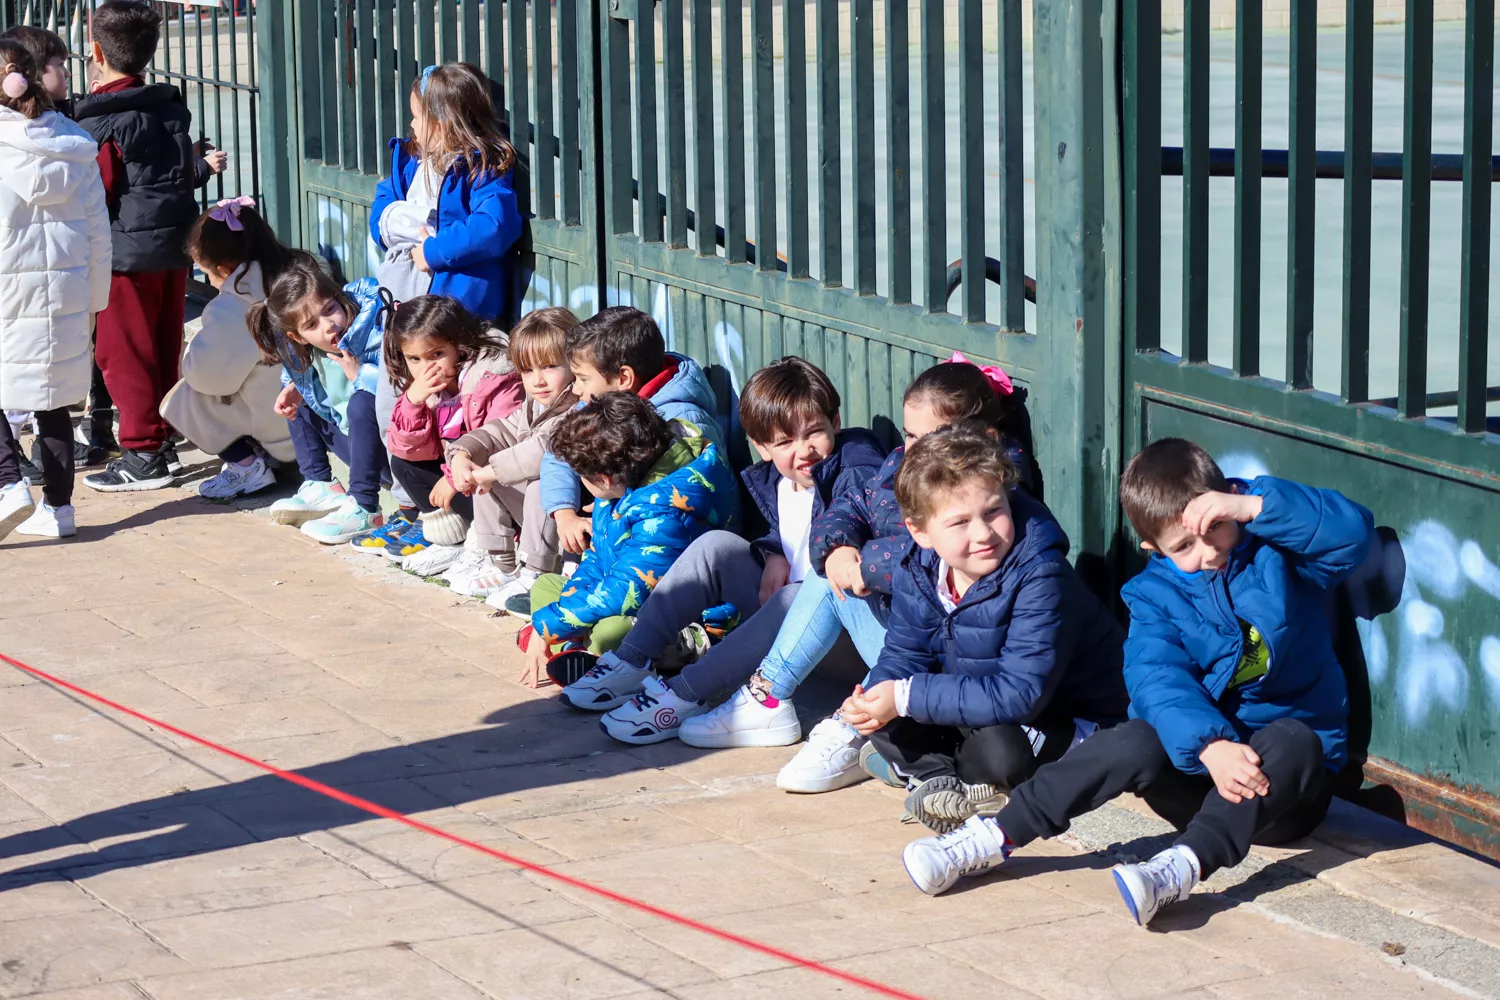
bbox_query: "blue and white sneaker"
[559,651,650,712]
[903,815,1012,896]
[269,479,346,526]
[600,674,707,745]
[858,741,906,788]
[1112,845,1200,926]
[349,508,415,557]
[388,517,430,561]
[299,495,383,544]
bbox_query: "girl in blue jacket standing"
[370,62,522,323]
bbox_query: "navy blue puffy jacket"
[739,429,889,564]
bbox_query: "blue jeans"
[757,573,889,700]
[286,390,387,512]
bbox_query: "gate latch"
[608,0,639,20]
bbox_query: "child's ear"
[1139,539,1158,553]
[751,441,773,464]
[830,413,842,434]
[90,40,104,66]
[614,365,637,391]
[905,517,934,551]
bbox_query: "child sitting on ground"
[572,357,885,731]
[251,260,391,543]
[161,198,304,500]
[843,423,1127,833]
[519,392,738,689]
[539,306,728,558]
[382,295,523,579]
[901,438,1374,927]
[445,306,579,600]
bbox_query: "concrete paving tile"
[153,697,368,747]
[319,674,557,741]
[208,777,449,840]
[72,837,378,922]
[0,908,189,998]
[2,630,292,679]
[0,819,93,873]
[1,610,133,655]
[414,713,621,772]
[741,818,934,896]
[93,599,284,638]
[0,874,107,923]
[655,783,888,845]
[1149,893,1381,974]
[227,729,446,782]
[4,716,190,766]
[506,803,722,861]
[0,784,48,827]
[1365,852,1500,922]
[148,655,358,708]
[300,647,492,689]
[929,911,1265,1000]
[61,802,256,866]
[140,947,493,1000]
[414,915,720,1000]
[241,621,444,662]
[1203,963,1465,999]
[420,755,698,823]
[12,986,151,1000]
[0,748,256,819]
[619,742,798,786]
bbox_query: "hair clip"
[206,195,257,231]
[419,64,437,95]
[947,350,1014,397]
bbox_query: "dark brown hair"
[508,306,577,372]
[90,1,160,77]
[247,257,357,372]
[0,40,51,118]
[1119,437,1231,544]
[185,202,308,300]
[2,26,67,74]
[410,62,516,181]
[383,294,502,392]
[902,360,1014,434]
[895,421,1018,526]
[567,306,665,380]
[739,356,840,444]
[549,392,675,489]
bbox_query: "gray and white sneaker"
[903,815,1011,896]
[1112,845,1200,926]
[599,673,706,744]
[903,776,1010,834]
[559,651,650,711]
[198,457,276,499]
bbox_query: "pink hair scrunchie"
[946,350,1015,397]
[2,72,28,100]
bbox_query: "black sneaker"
[72,440,113,467]
[159,440,185,475]
[83,448,174,492]
[546,650,600,689]
[17,454,42,481]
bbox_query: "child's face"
[41,56,69,102]
[570,356,626,403]
[1144,514,1242,575]
[520,359,573,406]
[402,334,461,390]
[408,90,430,150]
[580,474,625,501]
[290,295,348,354]
[754,413,839,490]
[908,479,1016,585]
[902,398,947,446]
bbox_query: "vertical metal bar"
[783,0,809,277]
[635,2,661,242]
[246,0,261,200]
[484,0,505,97]
[956,0,983,321]
[816,0,841,287]
[356,0,377,175]
[1125,0,1162,353]
[462,0,482,65]
[1233,0,1261,377]
[1457,0,1493,432]
[559,0,581,225]
[320,2,339,166]
[534,0,556,219]
[1182,0,1208,362]
[374,0,395,178]
[603,0,634,240]
[1398,0,1433,419]
[417,0,436,74]
[1341,0,1372,403]
[851,0,875,294]
[751,0,777,270]
[885,0,911,304]
[441,0,458,62]
[397,0,416,98]
[508,0,532,218]
[1284,0,1315,389]
[256,0,295,237]
[996,0,1024,331]
[663,0,687,247]
[720,0,746,263]
[690,0,716,255]
[920,0,945,312]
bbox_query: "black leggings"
[0,408,73,507]
[389,456,474,520]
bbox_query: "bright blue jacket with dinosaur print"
[529,420,739,644]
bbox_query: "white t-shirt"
[408,158,444,217]
[777,476,817,583]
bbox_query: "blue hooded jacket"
[539,353,730,517]
[866,490,1128,729]
[370,139,523,322]
[1121,476,1374,775]
[276,278,385,430]
[739,428,889,564]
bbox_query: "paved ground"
[2,450,1499,999]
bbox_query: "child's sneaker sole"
[84,473,174,493]
[546,651,599,688]
[271,506,338,527]
[0,500,37,541]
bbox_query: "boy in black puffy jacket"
[845,423,1126,834]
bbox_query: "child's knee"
[1255,718,1326,779]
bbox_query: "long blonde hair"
[410,62,516,182]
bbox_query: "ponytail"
[0,39,51,119]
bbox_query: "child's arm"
[864,577,942,688]
[1240,476,1374,588]
[385,392,443,462]
[540,450,590,553]
[370,171,400,252]
[422,171,523,272]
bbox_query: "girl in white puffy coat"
[0,42,112,541]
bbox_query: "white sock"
[1172,844,1202,884]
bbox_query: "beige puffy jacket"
[450,388,577,486]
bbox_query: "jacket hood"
[904,489,1069,609]
[217,261,267,305]
[626,421,734,530]
[0,109,103,206]
[648,352,720,416]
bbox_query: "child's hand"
[404,362,445,404]
[1181,491,1263,537]
[449,451,479,494]
[1199,739,1270,803]
[429,476,459,511]
[334,349,362,382]
[519,629,551,689]
[274,383,304,419]
[824,545,869,600]
[848,681,899,735]
[554,508,592,554]
[203,149,228,174]
[840,688,874,731]
[412,228,432,273]
[759,553,791,606]
[471,466,498,494]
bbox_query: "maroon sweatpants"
[94,268,188,452]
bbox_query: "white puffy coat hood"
[0,108,113,412]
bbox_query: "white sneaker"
[1112,845,1200,926]
[270,479,346,526]
[198,457,275,499]
[776,717,869,793]
[0,480,36,540]
[448,553,522,598]
[678,685,802,749]
[600,674,707,744]
[440,548,489,587]
[560,651,650,711]
[15,501,74,538]
[299,495,382,544]
[485,568,541,616]
[402,541,464,577]
[903,815,1011,896]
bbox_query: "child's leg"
[469,489,518,568]
[587,616,634,655]
[220,437,259,464]
[30,408,74,508]
[866,719,964,786]
[95,272,171,452]
[152,269,187,418]
[389,456,472,520]
[374,376,415,510]
[519,479,560,571]
[0,409,24,489]
[951,715,1082,790]
[753,574,862,701]
[342,389,388,513]
[670,583,800,701]
[828,591,890,670]
[287,404,337,481]
[612,530,761,671]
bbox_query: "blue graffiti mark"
[1481,636,1500,708]
[1217,452,1271,481]
[714,320,744,396]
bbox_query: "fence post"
[257,0,297,243]
[1032,0,1116,589]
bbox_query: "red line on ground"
[1,651,928,1000]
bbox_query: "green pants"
[530,573,634,654]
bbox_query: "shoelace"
[1142,854,1183,899]
[700,688,750,721]
[936,821,1002,876]
[628,688,660,711]
[803,722,852,761]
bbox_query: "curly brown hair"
[382,294,503,393]
[410,62,516,182]
[895,421,1018,527]
[549,392,675,490]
